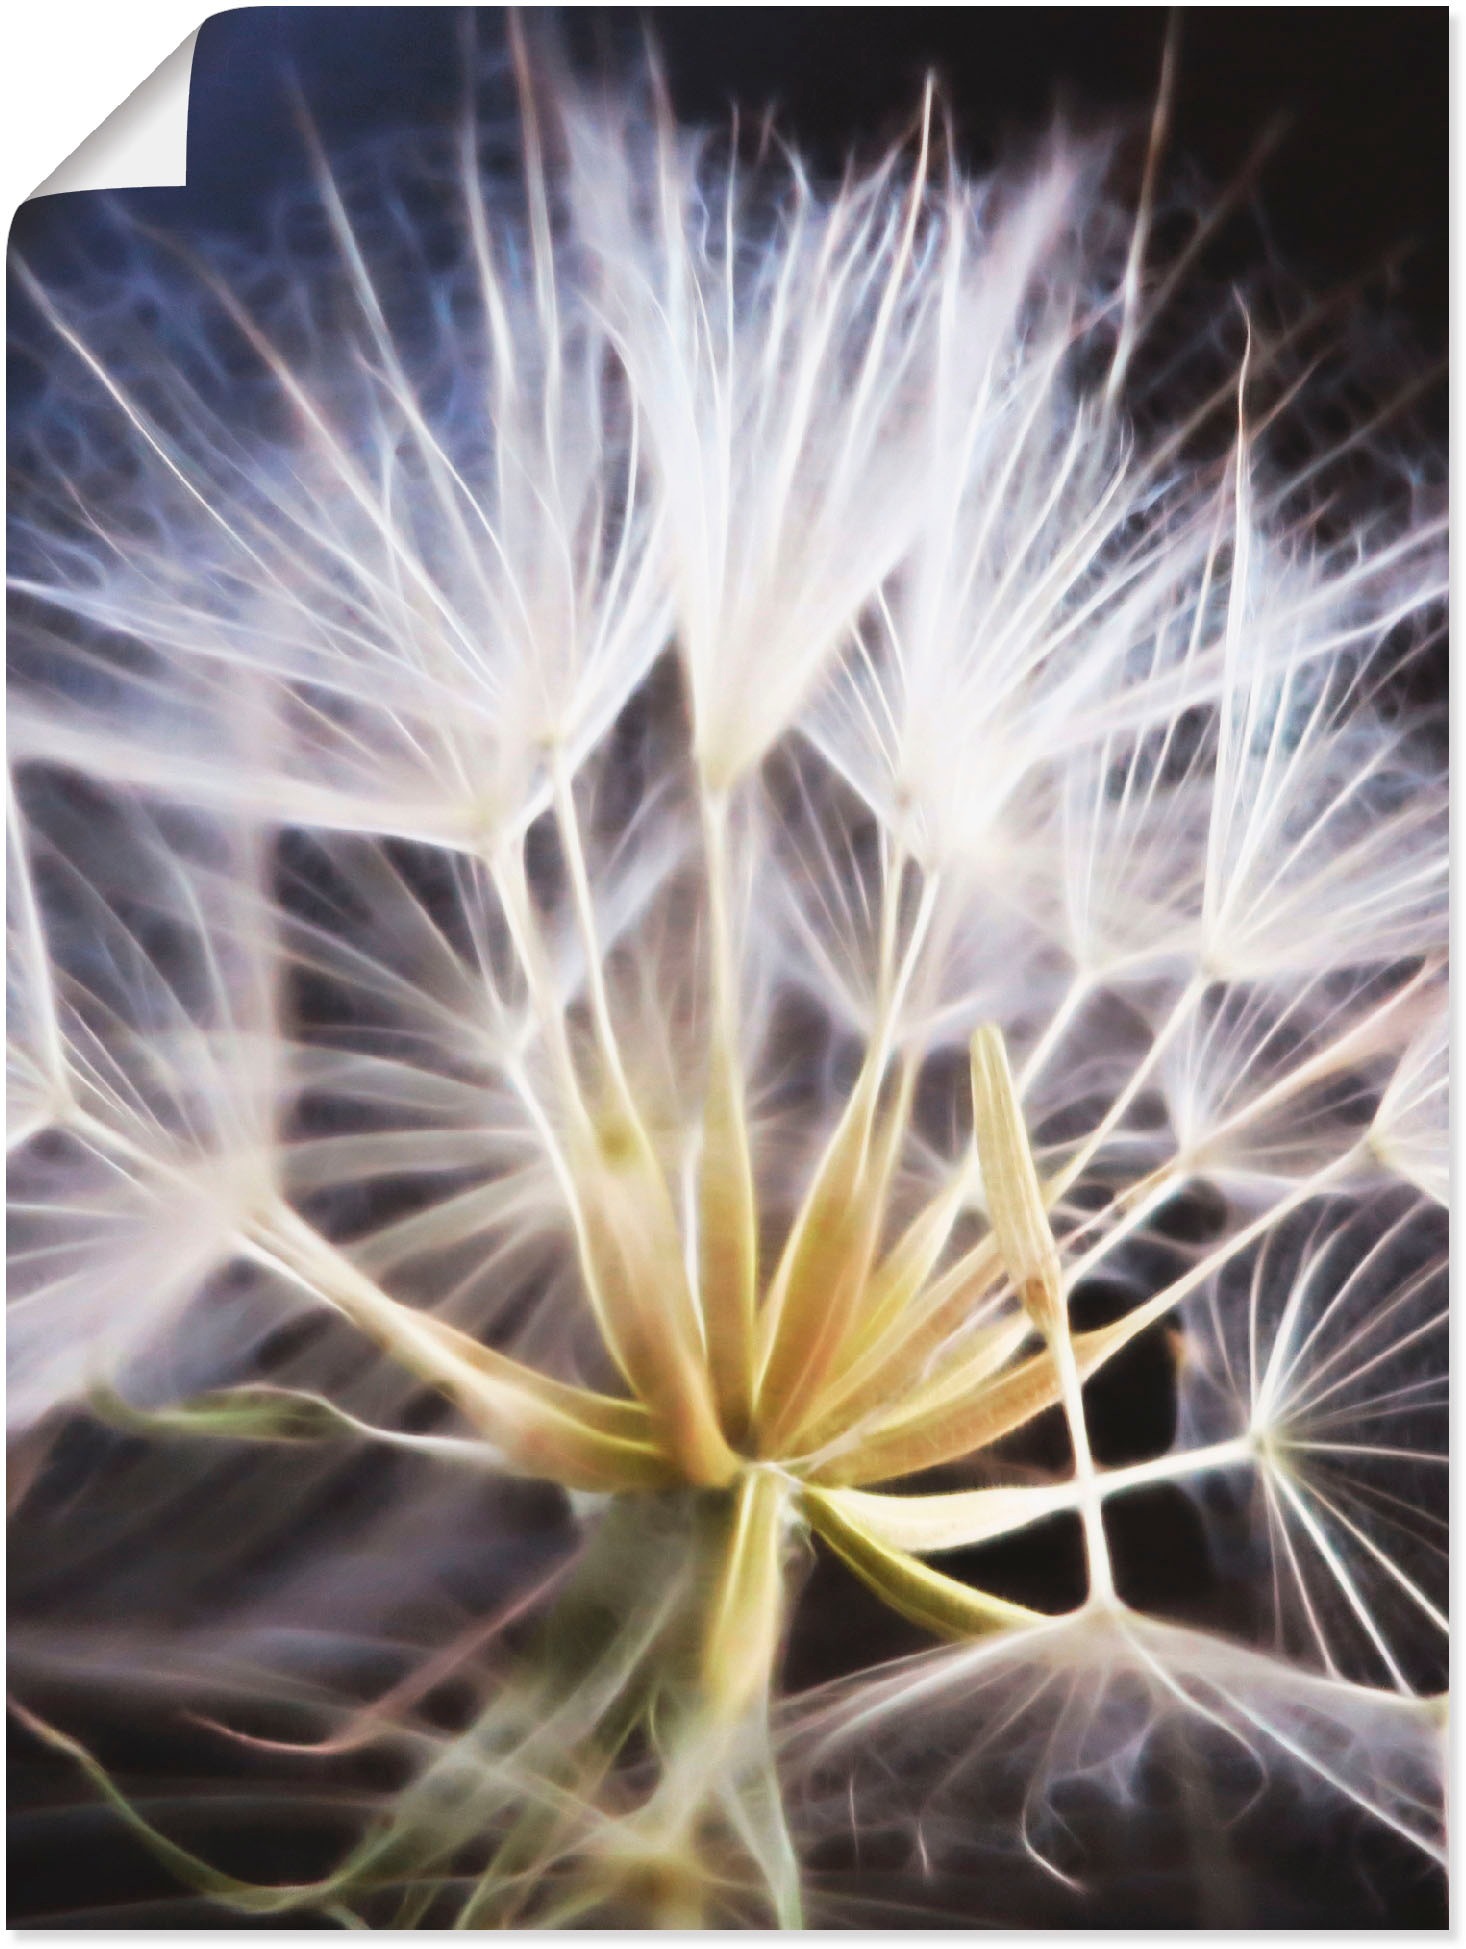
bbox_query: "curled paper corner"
[29,29,199,200]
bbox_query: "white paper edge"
[28,28,199,201]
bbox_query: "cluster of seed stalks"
[7,30,1446,1928]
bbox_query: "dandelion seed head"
[7,30,1447,1928]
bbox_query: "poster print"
[8,9,1448,1929]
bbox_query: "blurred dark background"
[9,6,1448,1929]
